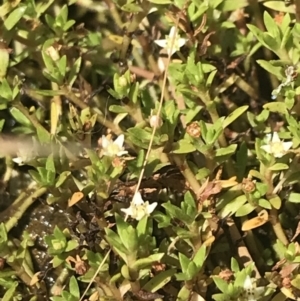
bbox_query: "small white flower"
[121,192,157,221]
[261,132,293,158]
[101,134,128,157]
[240,276,264,301]
[154,26,187,56]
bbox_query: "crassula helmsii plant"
[2,0,300,300]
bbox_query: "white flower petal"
[148,7,158,14]
[12,157,24,164]
[283,141,293,152]
[242,276,264,301]
[146,202,157,214]
[243,276,253,290]
[169,26,177,39]
[178,38,187,48]
[271,132,281,143]
[261,132,293,158]
[114,134,124,148]
[102,135,109,148]
[273,151,285,158]
[122,193,156,220]
[254,286,264,297]
[157,57,165,72]
[117,150,128,157]
[154,39,168,48]
[132,192,144,205]
[121,207,134,216]
[154,27,186,57]
[261,145,272,154]
[265,134,272,143]
[167,48,176,56]
[101,134,127,157]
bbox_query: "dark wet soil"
[11,201,72,287]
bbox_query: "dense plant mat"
[1,0,300,300]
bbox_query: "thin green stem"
[105,0,123,28]
[130,280,141,293]
[197,89,235,177]
[172,155,201,194]
[270,207,288,245]
[240,216,265,273]
[123,102,144,124]
[189,221,202,252]
[119,9,149,61]
[0,239,36,287]
[1,157,13,192]
[249,0,280,90]
[1,186,48,232]
[51,267,70,296]
[263,167,289,245]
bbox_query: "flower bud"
[241,178,256,193]
[149,114,163,128]
[186,122,201,138]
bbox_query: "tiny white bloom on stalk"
[261,132,293,158]
[240,276,264,301]
[102,134,128,157]
[121,192,157,221]
[154,26,187,56]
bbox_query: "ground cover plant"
[2,0,300,300]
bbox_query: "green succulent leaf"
[4,5,27,30]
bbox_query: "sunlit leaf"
[143,269,176,292]
[4,5,26,30]
[269,195,282,210]
[263,102,288,114]
[68,191,84,207]
[288,193,300,203]
[10,107,31,127]
[236,203,256,217]
[263,1,295,13]
[241,210,268,231]
[172,139,196,154]
[222,106,248,129]
[147,0,172,3]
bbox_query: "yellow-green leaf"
[4,5,26,30]
[222,106,248,129]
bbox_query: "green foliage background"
[2,0,300,300]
